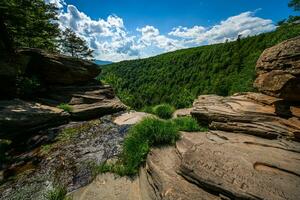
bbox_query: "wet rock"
[18,48,101,85]
[0,99,69,140]
[191,92,300,141]
[0,114,131,200]
[254,36,300,100]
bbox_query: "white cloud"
[169,26,206,38]
[175,11,276,45]
[45,1,276,62]
[45,0,66,9]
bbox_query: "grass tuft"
[97,117,180,176]
[45,185,71,200]
[57,103,73,113]
[172,116,208,132]
[152,104,175,119]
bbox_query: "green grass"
[45,185,71,200]
[172,117,208,132]
[57,103,73,113]
[94,117,207,176]
[97,117,180,176]
[152,104,175,119]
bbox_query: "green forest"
[101,23,300,109]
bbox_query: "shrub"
[141,106,154,114]
[45,185,71,200]
[57,103,73,113]
[172,116,208,132]
[152,104,175,119]
[98,117,180,176]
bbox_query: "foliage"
[60,28,94,60]
[101,24,300,109]
[45,185,71,200]
[57,103,73,113]
[172,117,208,132]
[98,117,180,176]
[0,0,60,51]
[289,0,300,10]
[16,75,41,97]
[152,104,175,119]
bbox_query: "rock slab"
[191,92,300,141]
[0,99,69,139]
[19,48,101,85]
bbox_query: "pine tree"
[0,0,60,51]
[289,0,300,11]
[60,28,94,60]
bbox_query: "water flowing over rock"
[254,36,300,100]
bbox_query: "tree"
[289,0,300,11]
[60,28,94,60]
[0,0,60,52]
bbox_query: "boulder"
[254,36,300,100]
[191,92,300,141]
[18,48,101,85]
[0,99,69,140]
[39,82,127,120]
[172,108,192,118]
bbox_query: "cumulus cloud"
[169,26,206,38]
[45,0,276,61]
[45,0,66,9]
[171,11,276,45]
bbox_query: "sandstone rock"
[0,99,69,140]
[39,83,127,120]
[113,111,153,125]
[254,36,300,100]
[177,131,300,200]
[19,48,101,85]
[71,173,145,200]
[191,92,300,141]
[172,108,192,118]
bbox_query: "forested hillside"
[101,24,300,109]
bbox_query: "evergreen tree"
[289,0,300,11]
[0,0,60,51]
[60,28,94,60]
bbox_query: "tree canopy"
[0,0,60,52]
[289,0,300,11]
[101,24,300,109]
[60,28,94,60]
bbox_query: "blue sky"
[46,0,297,61]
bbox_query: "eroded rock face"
[177,132,300,200]
[0,114,130,200]
[254,36,300,100]
[39,82,127,120]
[191,92,300,141]
[0,99,69,140]
[18,48,101,85]
[140,131,300,200]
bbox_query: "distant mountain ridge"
[101,24,300,109]
[95,60,113,65]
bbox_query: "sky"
[45,0,297,62]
